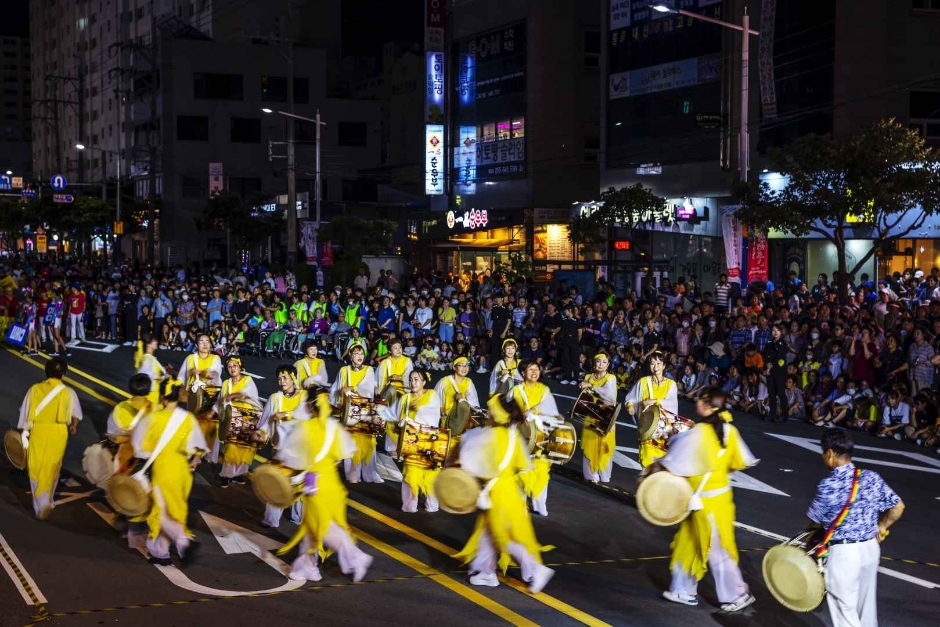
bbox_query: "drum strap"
[136,407,187,477]
[128,407,147,432]
[813,467,862,559]
[478,427,518,510]
[313,420,338,465]
[33,384,66,423]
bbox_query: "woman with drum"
[382,369,443,513]
[135,333,170,406]
[131,378,208,566]
[435,356,481,436]
[489,338,523,396]
[579,351,618,483]
[213,356,260,488]
[293,339,328,391]
[329,344,382,484]
[257,365,309,528]
[376,337,413,404]
[511,359,561,517]
[625,351,680,470]
[274,393,373,583]
[177,334,224,463]
[659,387,757,612]
[454,393,554,593]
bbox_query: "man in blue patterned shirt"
[807,430,904,627]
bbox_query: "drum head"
[105,474,151,517]
[604,404,622,435]
[219,405,233,441]
[635,470,692,526]
[251,465,296,509]
[545,422,578,465]
[3,430,25,470]
[518,418,539,453]
[762,545,826,612]
[83,443,117,489]
[637,405,660,442]
[447,402,472,437]
[434,468,480,514]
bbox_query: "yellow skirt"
[147,454,195,540]
[670,490,739,580]
[222,442,256,466]
[518,456,552,499]
[350,431,376,466]
[403,464,440,498]
[198,417,219,452]
[279,470,350,556]
[27,423,69,500]
[582,428,616,474]
[638,439,667,468]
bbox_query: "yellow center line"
[348,500,612,627]
[4,349,121,407]
[32,351,131,398]
[350,526,539,627]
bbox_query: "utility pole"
[287,36,296,267]
[148,11,158,265]
[315,109,321,228]
[77,56,85,183]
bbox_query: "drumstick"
[240,370,265,380]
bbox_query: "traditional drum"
[570,391,620,435]
[536,422,578,465]
[762,531,827,612]
[396,423,450,468]
[188,385,222,416]
[434,467,481,514]
[105,460,151,517]
[250,463,306,509]
[219,400,263,444]
[3,429,26,470]
[635,469,693,526]
[636,404,661,442]
[445,403,488,437]
[82,440,121,489]
[343,395,385,435]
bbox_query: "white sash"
[33,384,66,420]
[477,427,517,510]
[134,407,188,492]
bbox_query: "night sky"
[342,0,423,65]
[0,0,29,38]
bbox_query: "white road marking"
[53,489,98,507]
[64,478,80,488]
[768,433,940,474]
[613,451,642,470]
[0,532,48,605]
[66,340,119,353]
[554,393,579,401]
[375,453,403,483]
[616,421,637,429]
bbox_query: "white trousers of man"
[344,455,383,484]
[288,524,373,582]
[582,458,613,483]
[469,526,553,591]
[825,539,880,627]
[401,482,439,513]
[30,478,57,518]
[263,501,304,528]
[669,519,749,604]
[69,313,85,341]
[220,462,249,478]
[528,487,548,517]
[146,488,192,560]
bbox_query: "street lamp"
[76,143,122,263]
[262,108,327,262]
[650,2,759,182]
[4,170,11,175]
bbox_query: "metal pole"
[116,154,122,264]
[740,9,750,183]
[77,58,85,183]
[315,109,321,227]
[287,40,297,268]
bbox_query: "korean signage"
[446,209,489,231]
[533,208,571,225]
[209,162,223,197]
[610,1,631,31]
[533,224,572,262]
[476,137,525,179]
[720,207,742,283]
[426,52,445,124]
[425,124,445,195]
[610,0,724,46]
[425,0,445,51]
[609,54,719,99]
[454,126,477,195]
[747,232,769,283]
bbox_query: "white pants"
[529,487,548,516]
[69,313,85,340]
[344,456,381,483]
[825,539,880,627]
[469,527,540,583]
[288,523,371,580]
[582,457,613,483]
[669,518,749,604]
[30,478,57,518]
[401,482,438,513]
[220,462,249,478]
[146,487,191,560]
[263,501,304,528]
[204,439,220,465]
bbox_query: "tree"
[318,216,396,285]
[735,118,940,302]
[198,190,283,262]
[568,183,665,254]
[0,198,26,251]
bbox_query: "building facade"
[0,2,31,180]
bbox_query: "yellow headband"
[453,356,470,368]
[487,394,511,425]
[594,353,609,361]
[502,338,517,349]
[160,377,183,398]
[228,356,243,367]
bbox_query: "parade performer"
[660,387,757,612]
[132,378,208,566]
[135,333,169,405]
[276,394,373,583]
[17,357,83,519]
[176,333,224,462]
[376,338,413,403]
[213,356,260,487]
[294,340,328,390]
[257,365,309,528]
[329,344,382,484]
[456,393,554,593]
[511,359,561,517]
[381,369,442,513]
[435,356,481,429]
[625,351,680,469]
[489,338,522,395]
[579,351,618,483]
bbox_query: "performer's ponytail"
[698,386,730,448]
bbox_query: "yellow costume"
[395,389,443,513]
[216,375,260,476]
[510,382,559,516]
[434,373,481,432]
[17,378,83,518]
[107,396,151,469]
[179,353,224,459]
[580,372,618,481]
[258,387,309,528]
[377,354,413,400]
[489,357,522,395]
[294,356,328,390]
[625,376,679,467]
[135,345,167,406]
[330,364,381,484]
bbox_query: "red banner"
[747,233,769,283]
[320,241,334,267]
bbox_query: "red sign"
[613,240,631,251]
[747,233,768,283]
[321,241,334,267]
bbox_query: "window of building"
[193,72,243,100]
[260,76,309,104]
[228,177,262,196]
[230,116,261,143]
[136,7,144,20]
[337,121,367,146]
[511,118,525,138]
[584,30,600,68]
[496,120,511,141]
[181,175,205,198]
[910,90,940,139]
[481,122,495,142]
[177,114,209,141]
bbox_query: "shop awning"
[429,238,517,249]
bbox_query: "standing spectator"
[713,273,732,313]
[849,327,877,386]
[557,303,583,385]
[120,284,138,346]
[354,268,369,292]
[489,295,512,367]
[763,323,790,423]
[153,288,174,343]
[903,327,934,395]
[106,282,121,341]
[67,283,86,341]
[207,289,224,327]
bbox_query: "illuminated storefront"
[420,208,525,275]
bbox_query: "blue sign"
[0,174,10,191]
[50,174,68,190]
[21,188,37,199]
[53,194,74,204]
[5,323,27,346]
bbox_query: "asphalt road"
[0,341,937,627]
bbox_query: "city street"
[0,344,937,627]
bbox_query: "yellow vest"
[27,379,73,426]
[440,376,472,415]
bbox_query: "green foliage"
[318,216,396,284]
[568,183,665,254]
[198,189,283,248]
[495,251,533,282]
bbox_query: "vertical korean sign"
[720,206,743,284]
[747,232,769,283]
[209,162,223,197]
[425,125,445,195]
[425,0,445,196]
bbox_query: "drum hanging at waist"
[250,463,305,509]
[570,391,620,435]
[396,423,450,469]
[344,394,385,435]
[105,459,152,518]
[220,400,263,444]
[189,385,222,417]
[83,439,124,489]
[762,530,827,612]
[3,429,26,470]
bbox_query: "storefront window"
[497,120,511,141]
[511,118,525,138]
[481,123,495,142]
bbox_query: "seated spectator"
[785,375,806,421]
[878,390,911,439]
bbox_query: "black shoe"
[220,478,230,488]
[148,556,173,566]
[232,475,247,485]
[178,540,201,567]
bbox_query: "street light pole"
[76,143,121,263]
[287,40,296,268]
